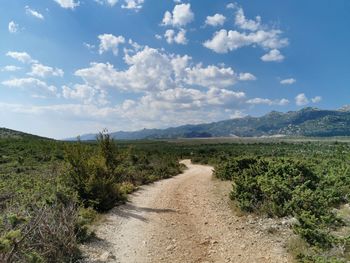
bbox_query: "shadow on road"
[111,203,176,222]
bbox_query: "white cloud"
[185,65,254,88]
[139,87,245,110]
[28,63,64,78]
[162,3,194,27]
[261,49,284,62]
[109,87,247,128]
[280,78,296,85]
[311,96,322,103]
[205,14,226,27]
[121,0,144,10]
[226,3,236,9]
[123,39,143,54]
[54,0,80,9]
[204,29,288,54]
[235,7,261,31]
[1,65,21,72]
[247,97,289,106]
[25,6,44,20]
[75,46,254,93]
[204,4,288,56]
[62,84,109,105]
[8,21,19,33]
[295,93,309,106]
[6,51,37,64]
[239,72,256,81]
[6,51,63,78]
[98,34,125,56]
[164,29,187,45]
[63,85,94,102]
[95,0,118,6]
[155,34,162,40]
[1,77,57,95]
[70,46,263,129]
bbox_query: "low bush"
[216,153,350,261]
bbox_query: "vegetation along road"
[82,160,292,263]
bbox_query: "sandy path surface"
[82,160,293,263]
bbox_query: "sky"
[1,0,350,139]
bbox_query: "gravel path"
[81,160,293,263]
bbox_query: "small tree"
[63,131,122,212]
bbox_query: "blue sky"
[1,0,349,139]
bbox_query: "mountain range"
[69,107,350,141]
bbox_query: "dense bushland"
[0,134,182,262]
[214,150,350,262]
[1,135,350,262]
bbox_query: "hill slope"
[0,127,50,140]
[73,107,350,140]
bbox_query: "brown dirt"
[81,160,294,263]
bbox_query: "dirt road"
[82,160,293,263]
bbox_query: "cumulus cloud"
[62,83,109,105]
[54,0,80,9]
[107,87,247,129]
[311,96,322,103]
[137,87,245,110]
[239,73,256,81]
[25,6,44,19]
[205,14,226,27]
[98,34,125,55]
[8,21,19,33]
[28,63,64,78]
[185,64,254,88]
[235,8,261,31]
[261,49,284,62]
[204,4,288,57]
[63,46,287,130]
[75,46,255,93]
[204,30,288,54]
[1,65,21,72]
[295,93,309,106]
[162,3,194,27]
[6,51,63,79]
[247,98,289,106]
[280,78,296,85]
[121,0,144,10]
[164,29,187,45]
[226,3,236,9]
[6,51,37,64]
[1,77,57,96]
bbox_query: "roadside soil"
[81,160,294,263]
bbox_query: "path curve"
[82,160,293,263]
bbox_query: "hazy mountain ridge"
[70,107,350,140]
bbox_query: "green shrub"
[63,133,123,212]
[215,157,259,181]
[216,152,350,261]
[230,160,267,212]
